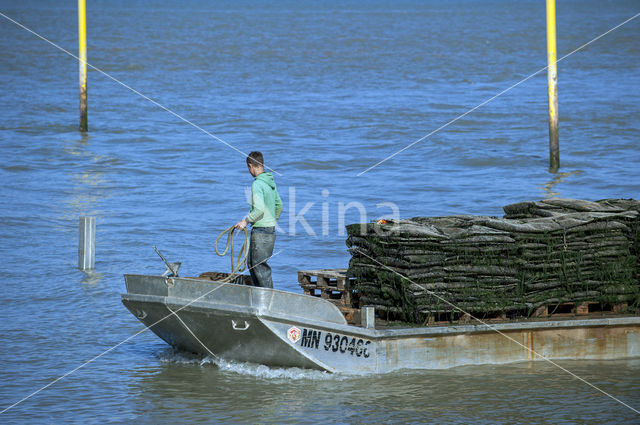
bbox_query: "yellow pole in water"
[546,0,559,171]
[78,0,88,131]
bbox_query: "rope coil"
[214,225,249,282]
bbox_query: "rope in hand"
[214,225,249,283]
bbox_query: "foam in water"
[156,348,341,381]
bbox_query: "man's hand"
[234,219,248,230]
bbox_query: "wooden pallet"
[533,301,628,317]
[419,301,630,325]
[338,306,361,325]
[298,268,358,307]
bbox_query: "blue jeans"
[248,226,276,288]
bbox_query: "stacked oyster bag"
[346,199,639,323]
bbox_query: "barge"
[121,271,640,373]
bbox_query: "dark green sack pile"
[346,199,640,323]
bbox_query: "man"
[235,151,283,288]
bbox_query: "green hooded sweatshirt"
[247,172,283,227]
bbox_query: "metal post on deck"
[78,216,95,270]
[546,0,559,171]
[362,306,375,329]
[78,0,88,132]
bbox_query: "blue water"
[1,0,639,423]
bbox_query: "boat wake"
[156,348,342,381]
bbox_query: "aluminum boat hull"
[122,274,640,373]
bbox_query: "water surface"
[1,0,639,423]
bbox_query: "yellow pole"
[546,0,559,171]
[78,0,88,132]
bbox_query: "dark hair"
[246,151,264,168]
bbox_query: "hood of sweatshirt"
[256,172,276,189]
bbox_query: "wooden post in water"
[78,0,88,132]
[78,216,95,270]
[546,0,559,171]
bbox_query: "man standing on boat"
[235,151,283,288]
